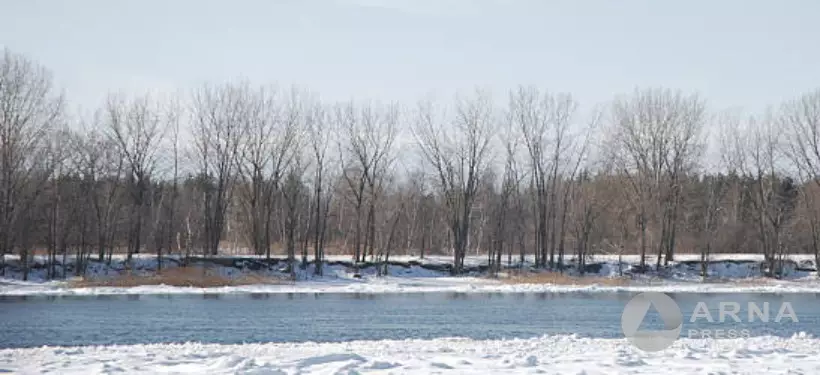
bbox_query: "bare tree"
[44,128,68,279]
[190,82,248,256]
[401,167,426,255]
[489,120,522,276]
[105,93,167,263]
[555,109,601,272]
[608,88,706,271]
[72,114,124,264]
[413,91,495,274]
[306,98,337,275]
[724,112,796,277]
[510,86,577,269]
[570,170,609,275]
[783,89,820,273]
[337,101,398,263]
[162,96,182,268]
[282,155,308,278]
[412,172,439,260]
[376,171,408,276]
[235,85,299,259]
[0,48,64,278]
[696,174,727,279]
[567,117,608,275]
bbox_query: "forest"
[2,48,820,280]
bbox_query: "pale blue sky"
[1,0,819,114]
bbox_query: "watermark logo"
[621,292,683,352]
[621,292,799,352]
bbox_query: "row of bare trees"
[3,49,820,280]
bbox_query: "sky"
[1,0,819,118]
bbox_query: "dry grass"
[500,271,631,286]
[727,277,785,286]
[68,267,290,288]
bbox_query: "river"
[2,292,818,348]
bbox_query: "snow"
[3,334,819,374]
[2,253,819,296]
[5,274,820,296]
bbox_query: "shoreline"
[3,275,820,296]
[2,253,819,296]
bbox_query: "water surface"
[1,292,818,348]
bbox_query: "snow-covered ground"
[3,334,819,374]
[2,253,819,296]
[6,273,820,296]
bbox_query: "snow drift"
[2,334,819,374]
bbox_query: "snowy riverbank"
[5,273,820,295]
[3,334,819,374]
[2,253,819,296]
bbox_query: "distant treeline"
[1,48,819,280]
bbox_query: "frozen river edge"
[3,334,819,374]
[4,275,820,295]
